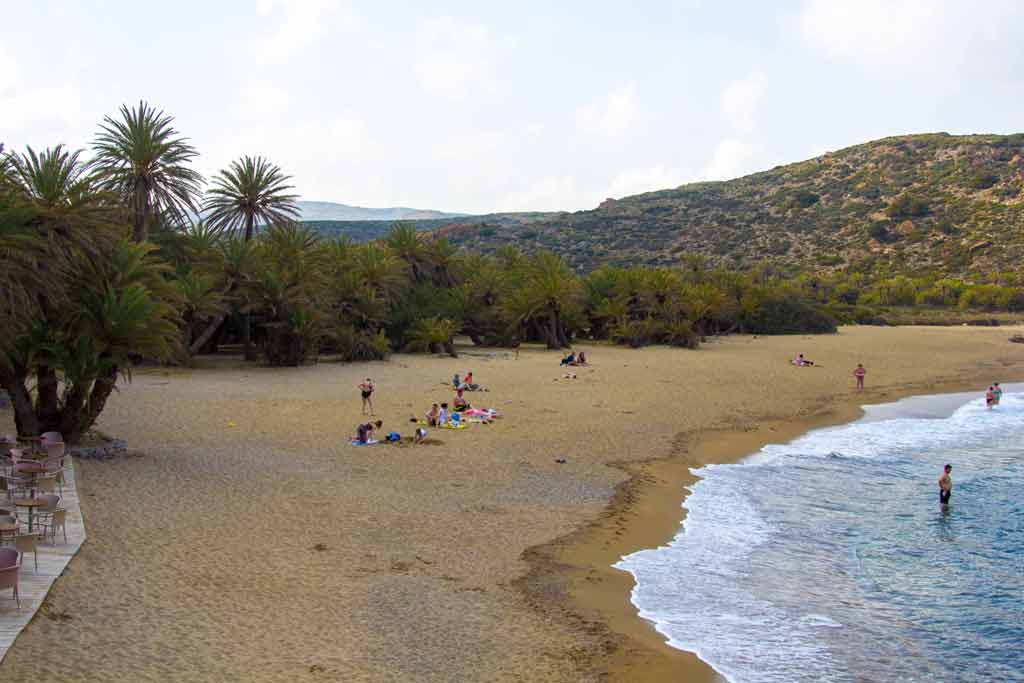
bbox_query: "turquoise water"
[617,391,1024,682]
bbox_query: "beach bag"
[386,432,401,442]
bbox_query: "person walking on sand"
[359,378,375,415]
[985,386,996,409]
[854,363,866,391]
[939,464,953,506]
[993,382,1003,405]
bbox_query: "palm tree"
[203,155,299,241]
[92,101,203,242]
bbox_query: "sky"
[3,1,1024,214]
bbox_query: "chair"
[13,534,38,572]
[34,495,61,530]
[43,509,67,545]
[34,476,58,496]
[0,547,20,608]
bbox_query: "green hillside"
[437,133,1024,276]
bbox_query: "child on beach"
[793,353,814,367]
[993,382,1002,405]
[414,427,427,443]
[355,420,382,444]
[438,403,449,425]
[453,389,470,412]
[985,386,996,409]
[452,373,461,389]
[359,378,375,415]
[854,363,866,390]
[426,403,441,426]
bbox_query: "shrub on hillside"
[886,194,930,219]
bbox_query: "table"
[13,498,43,533]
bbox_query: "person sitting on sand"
[985,386,996,409]
[453,389,470,412]
[414,426,427,443]
[993,382,1003,405]
[561,352,576,366]
[438,403,449,425]
[576,351,587,366]
[426,403,441,427]
[355,420,382,444]
[854,363,866,390]
[452,373,461,389]
[793,353,814,367]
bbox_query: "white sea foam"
[616,392,1024,683]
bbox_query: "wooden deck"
[0,458,87,662]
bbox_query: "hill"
[297,200,467,222]
[435,133,1024,276]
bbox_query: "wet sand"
[2,326,1022,681]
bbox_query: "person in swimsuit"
[359,378,375,415]
[426,403,440,426]
[854,363,866,390]
[453,389,470,412]
[993,382,1002,405]
[985,386,995,409]
[438,403,449,425]
[939,464,952,506]
[414,426,427,443]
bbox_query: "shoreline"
[523,367,1024,682]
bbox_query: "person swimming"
[939,464,953,506]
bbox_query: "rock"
[1009,334,1024,344]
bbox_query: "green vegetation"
[430,133,1024,277]
[5,119,1024,444]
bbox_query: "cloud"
[721,72,766,133]
[575,83,640,137]
[0,42,84,145]
[254,0,345,64]
[413,17,496,100]
[604,165,684,199]
[796,0,1024,78]
[699,139,756,181]
[497,174,587,212]
[232,79,292,121]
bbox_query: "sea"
[616,388,1024,683]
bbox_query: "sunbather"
[453,389,471,412]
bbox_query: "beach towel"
[350,439,379,446]
[439,422,467,430]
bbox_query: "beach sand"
[2,326,1023,681]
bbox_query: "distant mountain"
[436,133,1024,276]
[297,200,468,222]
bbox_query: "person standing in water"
[359,378,375,416]
[938,464,953,506]
[853,363,866,391]
[985,386,996,409]
[993,382,1003,405]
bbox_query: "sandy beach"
[2,325,1023,681]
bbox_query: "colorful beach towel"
[350,439,379,446]
[439,422,467,430]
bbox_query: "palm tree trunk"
[0,364,39,437]
[36,365,61,431]
[189,313,228,355]
[242,212,257,361]
[132,178,149,242]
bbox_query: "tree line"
[3,102,1021,442]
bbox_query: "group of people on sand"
[560,351,587,367]
[351,371,498,445]
[791,353,869,391]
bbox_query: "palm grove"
[0,101,850,442]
